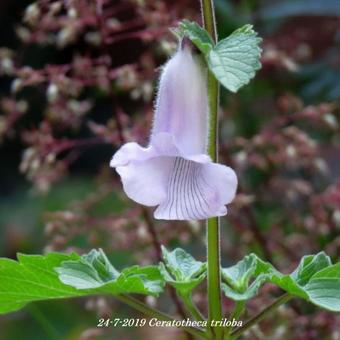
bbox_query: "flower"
[110,45,237,220]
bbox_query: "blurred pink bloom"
[111,46,237,220]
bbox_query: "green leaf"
[221,252,340,311]
[177,20,214,54]
[224,257,306,300]
[176,22,262,92]
[56,249,119,288]
[304,263,340,312]
[290,252,332,286]
[0,252,84,314]
[222,254,258,291]
[221,254,272,301]
[221,274,268,301]
[207,24,262,92]
[269,252,332,299]
[0,250,164,314]
[56,249,164,295]
[268,272,309,299]
[160,246,206,295]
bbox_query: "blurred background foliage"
[0,0,339,339]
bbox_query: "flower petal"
[151,132,182,157]
[110,142,155,167]
[154,157,237,220]
[202,163,238,205]
[110,46,238,220]
[116,156,174,206]
[152,132,211,163]
[151,47,209,155]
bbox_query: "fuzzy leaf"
[221,274,268,301]
[304,263,340,312]
[268,272,309,299]
[0,250,164,314]
[56,249,164,295]
[290,252,332,286]
[221,254,272,301]
[178,20,214,54]
[160,246,206,294]
[222,254,258,291]
[269,252,333,299]
[207,24,262,92]
[0,252,85,314]
[221,252,340,307]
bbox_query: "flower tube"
[110,45,237,220]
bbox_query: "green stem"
[200,1,222,339]
[224,301,246,339]
[117,294,207,339]
[201,0,218,160]
[229,293,292,339]
[230,301,246,321]
[181,293,206,322]
[206,217,223,340]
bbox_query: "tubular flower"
[110,46,237,220]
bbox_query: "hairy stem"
[200,0,223,339]
[224,301,246,339]
[117,294,207,339]
[229,293,292,339]
[181,293,206,322]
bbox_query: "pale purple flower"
[110,46,237,220]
